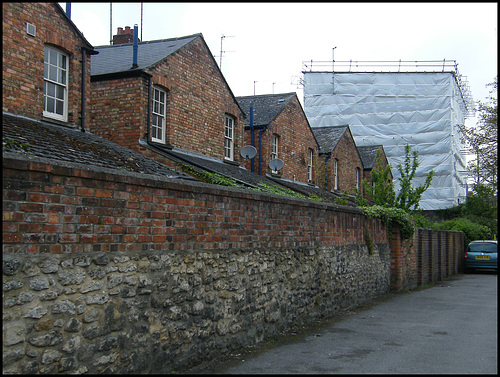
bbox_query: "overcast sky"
[60,2,497,128]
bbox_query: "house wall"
[89,75,149,151]
[2,2,92,128]
[362,148,392,201]
[248,96,319,183]
[3,155,391,374]
[326,131,363,194]
[89,36,245,163]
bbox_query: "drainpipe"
[324,152,332,190]
[250,104,254,172]
[131,24,139,69]
[80,47,86,132]
[258,125,268,175]
[66,2,71,19]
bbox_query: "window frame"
[356,167,361,190]
[43,45,68,122]
[271,134,280,173]
[307,148,314,182]
[333,158,339,191]
[224,114,235,161]
[151,86,167,144]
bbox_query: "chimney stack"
[112,26,140,45]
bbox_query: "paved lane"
[207,272,497,374]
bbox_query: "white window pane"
[46,97,55,113]
[56,85,64,100]
[59,68,66,85]
[49,49,57,65]
[49,65,58,82]
[56,100,64,115]
[46,82,55,97]
[59,54,66,69]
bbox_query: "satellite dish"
[268,158,284,172]
[240,145,257,159]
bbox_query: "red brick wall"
[243,97,319,183]
[89,76,149,151]
[390,228,464,291]
[326,130,363,194]
[2,156,389,255]
[2,2,92,128]
[89,36,245,162]
[362,147,392,187]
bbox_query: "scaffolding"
[302,60,474,210]
[301,60,475,117]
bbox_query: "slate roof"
[357,145,384,170]
[91,34,200,76]
[140,141,350,205]
[2,112,193,180]
[312,125,349,154]
[236,93,296,127]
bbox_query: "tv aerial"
[240,145,257,160]
[268,158,284,172]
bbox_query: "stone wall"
[3,155,391,374]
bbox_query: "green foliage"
[256,182,307,199]
[411,213,434,229]
[433,217,492,247]
[461,183,497,219]
[394,144,434,211]
[459,77,497,192]
[181,164,245,188]
[362,205,415,240]
[334,190,350,205]
[355,188,368,206]
[361,148,395,207]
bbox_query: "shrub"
[433,217,492,247]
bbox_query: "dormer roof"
[357,145,385,170]
[236,93,297,127]
[312,125,350,154]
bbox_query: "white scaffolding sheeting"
[303,64,471,210]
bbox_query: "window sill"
[223,158,240,166]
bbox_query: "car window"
[468,243,497,253]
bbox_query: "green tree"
[460,77,497,192]
[361,148,395,207]
[394,144,434,212]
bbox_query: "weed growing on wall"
[363,205,415,241]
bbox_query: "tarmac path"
[195,272,497,374]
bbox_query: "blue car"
[464,240,497,273]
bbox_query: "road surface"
[195,272,497,374]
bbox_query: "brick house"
[357,145,393,200]
[2,2,97,129]
[89,29,246,167]
[236,93,319,184]
[313,125,364,195]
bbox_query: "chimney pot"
[117,27,123,34]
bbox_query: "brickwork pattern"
[89,36,245,162]
[326,130,363,194]
[2,3,92,128]
[390,228,464,291]
[243,96,319,183]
